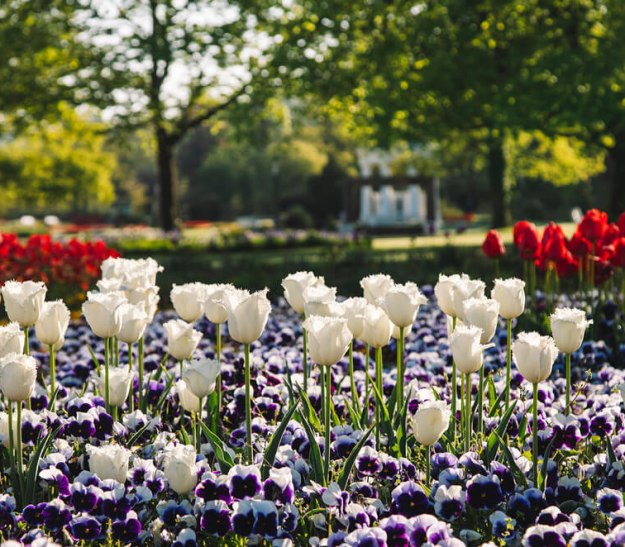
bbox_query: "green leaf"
[337,425,374,490]
[87,345,101,375]
[199,420,235,473]
[260,404,298,480]
[296,409,325,485]
[607,439,617,465]
[495,432,528,489]
[127,420,153,447]
[484,401,517,463]
[538,434,558,491]
[295,384,322,431]
[23,425,62,507]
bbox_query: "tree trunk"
[488,136,510,228]
[157,128,176,232]
[608,134,625,220]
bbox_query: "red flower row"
[482,209,625,284]
[0,234,120,291]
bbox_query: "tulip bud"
[550,308,591,355]
[163,444,197,494]
[360,274,394,305]
[35,300,70,349]
[204,284,236,324]
[450,325,485,374]
[302,285,336,317]
[360,305,393,349]
[412,400,451,446]
[512,332,559,384]
[175,380,201,413]
[171,283,209,323]
[463,298,500,344]
[0,323,24,358]
[87,444,130,484]
[97,366,133,407]
[224,289,271,345]
[117,303,148,344]
[182,358,220,399]
[339,297,368,339]
[302,315,352,366]
[82,291,126,338]
[282,272,325,315]
[491,278,525,319]
[0,353,37,402]
[164,319,202,361]
[381,282,428,328]
[2,280,47,327]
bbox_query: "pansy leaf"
[337,425,374,490]
[260,403,298,481]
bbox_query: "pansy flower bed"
[0,212,625,546]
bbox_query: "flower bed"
[0,233,624,545]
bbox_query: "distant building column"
[408,184,421,222]
[360,185,372,223]
[379,185,394,220]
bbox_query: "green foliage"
[0,106,116,213]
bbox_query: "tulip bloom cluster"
[0,255,623,546]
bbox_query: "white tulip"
[360,305,393,349]
[413,400,451,446]
[127,285,160,323]
[117,303,148,344]
[491,278,525,320]
[35,300,70,348]
[450,325,486,374]
[163,443,198,494]
[339,297,368,339]
[381,282,428,328]
[302,284,337,318]
[96,278,123,293]
[224,289,271,344]
[512,332,559,384]
[282,271,325,314]
[87,443,130,483]
[2,280,47,327]
[101,257,163,287]
[82,291,126,338]
[171,283,209,323]
[182,358,221,399]
[360,274,394,304]
[203,284,236,324]
[550,308,591,354]
[463,297,500,344]
[97,366,133,407]
[435,274,484,319]
[164,319,202,361]
[0,353,37,401]
[0,323,24,357]
[0,411,18,447]
[175,380,201,413]
[302,315,352,366]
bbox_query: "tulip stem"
[477,366,484,437]
[128,343,134,413]
[425,444,431,488]
[505,318,512,408]
[375,346,383,450]
[325,363,332,484]
[192,410,197,452]
[138,337,145,411]
[302,326,308,392]
[49,346,56,401]
[216,323,222,411]
[565,353,571,416]
[532,382,539,485]
[197,397,203,451]
[465,373,471,453]
[179,360,184,378]
[104,337,110,412]
[397,327,405,416]
[450,316,457,443]
[244,343,253,464]
[349,340,359,414]
[23,327,29,356]
[365,344,370,424]
[114,336,119,367]
[16,401,23,481]
[6,401,15,475]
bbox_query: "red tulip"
[612,237,625,268]
[541,223,568,263]
[578,208,608,243]
[592,257,614,286]
[513,221,541,260]
[567,229,591,258]
[617,212,625,236]
[556,251,579,278]
[482,230,505,259]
